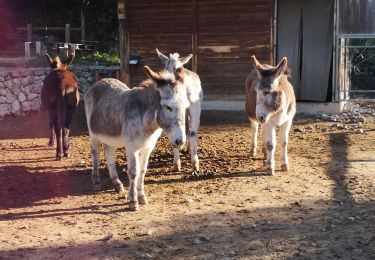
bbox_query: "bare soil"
[0,103,374,259]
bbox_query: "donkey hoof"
[192,163,199,172]
[174,163,181,172]
[63,152,70,158]
[138,195,148,205]
[281,164,289,172]
[115,184,125,194]
[93,183,101,191]
[56,155,62,161]
[48,141,54,146]
[267,168,275,176]
[129,201,139,211]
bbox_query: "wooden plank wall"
[126,0,273,100]
[339,0,375,34]
[127,0,193,86]
[197,0,273,99]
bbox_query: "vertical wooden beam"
[25,42,31,59]
[81,8,85,42]
[118,0,130,84]
[27,24,32,42]
[65,24,71,43]
[192,0,198,73]
[271,0,276,64]
[35,41,41,55]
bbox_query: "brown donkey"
[245,55,296,175]
[41,53,79,160]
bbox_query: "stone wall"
[0,65,119,119]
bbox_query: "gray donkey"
[156,49,203,172]
[84,66,189,211]
[245,55,296,176]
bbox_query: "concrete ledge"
[202,100,349,114]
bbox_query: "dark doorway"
[277,0,334,101]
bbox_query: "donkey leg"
[264,124,276,175]
[62,106,75,157]
[188,101,201,172]
[137,147,153,205]
[126,149,140,211]
[48,110,55,146]
[62,128,70,157]
[90,138,101,190]
[249,119,259,157]
[280,120,293,172]
[261,124,267,159]
[173,148,181,172]
[104,145,125,194]
[53,124,62,161]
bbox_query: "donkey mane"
[253,63,293,78]
[170,52,180,59]
[139,70,177,89]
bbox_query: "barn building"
[118,0,375,112]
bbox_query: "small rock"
[321,127,328,132]
[217,199,225,204]
[358,117,366,123]
[193,238,202,244]
[336,123,345,130]
[251,223,257,228]
[355,128,364,134]
[146,229,154,236]
[97,234,113,242]
[185,198,193,204]
[294,126,305,133]
[142,253,153,259]
[305,125,313,131]
[348,216,355,222]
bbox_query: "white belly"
[92,133,125,148]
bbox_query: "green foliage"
[75,49,120,65]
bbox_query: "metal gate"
[334,0,375,101]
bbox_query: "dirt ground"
[0,103,374,259]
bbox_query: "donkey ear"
[250,55,264,71]
[63,53,75,67]
[274,57,288,77]
[179,54,193,65]
[175,67,184,82]
[156,48,169,65]
[144,66,164,85]
[46,53,53,68]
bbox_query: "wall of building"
[124,0,274,100]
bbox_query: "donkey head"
[46,53,75,70]
[156,48,193,72]
[250,55,288,123]
[144,66,189,148]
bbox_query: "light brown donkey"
[245,55,296,175]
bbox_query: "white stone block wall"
[0,65,119,119]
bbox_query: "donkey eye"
[164,105,172,112]
[263,91,270,96]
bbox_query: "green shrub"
[75,50,120,65]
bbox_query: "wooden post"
[27,24,32,42]
[115,70,120,80]
[25,42,31,59]
[192,0,198,73]
[65,24,70,43]
[70,43,77,55]
[81,8,85,42]
[95,71,100,82]
[35,41,41,55]
[118,0,130,84]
